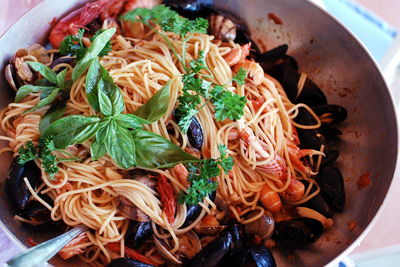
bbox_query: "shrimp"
[280,179,305,202]
[239,126,287,177]
[49,0,155,48]
[234,60,264,85]
[173,163,189,188]
[58,232,89,260]
[223,43,251,66]
[260,184,282,213]
[287,140,312,175]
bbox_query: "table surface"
[0,0,399,264]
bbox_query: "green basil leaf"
[72,28,116,81]
[25,88,60,113]
[91,139,106,160]
[97,78,124,116]
[115,114,149,129]
[26,61,57,85]
[43,115,101,149]
[132,129,200,169]
[15,85,56,102]
[39,100,67,134]
[85,59,102,112]
[134,79,171,122]
[56,68,68,89]
[105,120,136,169]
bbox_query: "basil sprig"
[44,59,198,168]
[15,63,70,113]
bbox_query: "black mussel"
[174,111,204,150]
[316,165,345,212]
[6,158,41,210]
[257,44,288,65]
[220,224,244,265]
[300,180,332,218]
[163,0,212,18]
[107,258,154,267]
[294,109,326,151]
[229,246,276,267]
[311,104,347,125]
[18,194,53,223]
[181,191,216,228]
[296,78,327,107]
[322,150,339,166]
[126,221,153,249]
[274,218,324,248]
[321,125,343,140]
[188,229,233,267]
[303,194,332,218]
[187,116,204,150]
[49,56,75,69]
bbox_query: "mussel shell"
[257,44,288,66]
[18,194,53,222]
[316,165,345,212]
[220,224,244,265]
[322,150,339,167]
[163,0,213,19]
[311,104,347,125]
[6,158,41,210]
[49,56,75,69]
[107,258,154,267]
[187,117,204,150]
[300,180,332,218]
[274,218,324,248]
[321,125,343,140]
[181,191,216,228]
[294,109,326,151]
[296,78,327,107]
[126,221,153,249]
[188,229,233,267]
[233,245,276,267]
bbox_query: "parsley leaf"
[59,29,86,60]
[18,141,38,164]
[179,145,233,205]
[233,67,247,86]
[121,5,208,38]
[18,136,73,178]
[210,86,247,121]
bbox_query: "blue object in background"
[323,0,397,61]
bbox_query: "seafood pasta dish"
[1,0,348,266]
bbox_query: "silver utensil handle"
[5,224,88,267]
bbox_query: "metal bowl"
[0,0,398,266]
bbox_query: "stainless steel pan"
[0,0,398,266]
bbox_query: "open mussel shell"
[316,165,345,212]
[18,194,53,223]
[153,235,182,264]
[294,108,326,151]
[274,217,324,249]
[107,258,154,267]
[154,230,202,264]
[181,191,216,229]
[49,56,75,69]
[300,180,332,218]
[126,221,153,249]
[6,158,41,211]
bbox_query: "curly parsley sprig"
[179,145,234,205]
[18,136,79,178]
